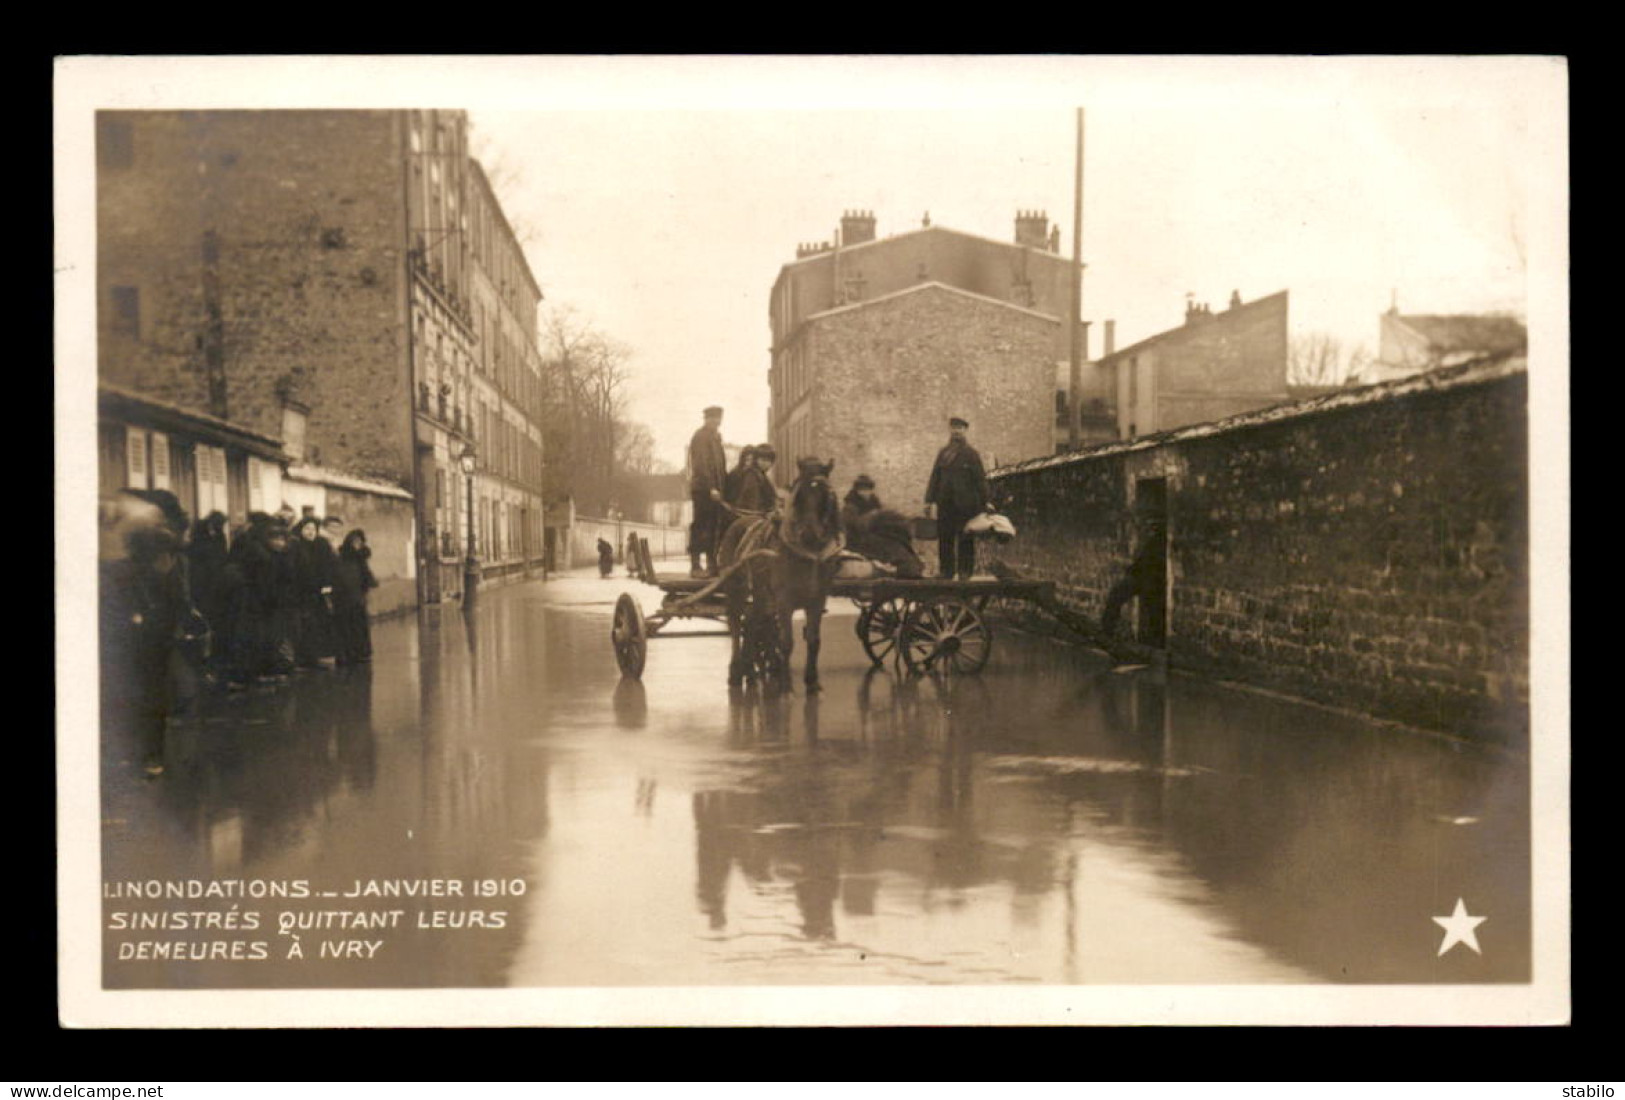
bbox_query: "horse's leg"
[803,602,825,692]
[774,607,795,694]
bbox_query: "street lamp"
[460,442,478,608]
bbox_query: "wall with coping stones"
[988,361,1529,742]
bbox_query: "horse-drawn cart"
[610,534,1076,680]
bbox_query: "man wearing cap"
[923,416,992,581]
[687,405,728,578]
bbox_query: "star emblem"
[1432,898,1487,956]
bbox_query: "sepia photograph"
[55,55,1569,1027]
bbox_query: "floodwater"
[100,566,1530,988]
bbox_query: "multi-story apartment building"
[464,160,546,589]
[95,108,547,612]
[767,210,1075,504]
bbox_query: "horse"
[716,458,844,692]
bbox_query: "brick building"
[768,211,1075,505]
[1092,291,1291,441]
[95,109,546,612]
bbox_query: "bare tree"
[1289,333,1362,387]
[540,305,651,516]
[468,120,542,248]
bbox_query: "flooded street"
[102,565,1530,988]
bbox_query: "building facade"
[95,109,546,612]
[768,211,1076,502]
[1093,291,1291,441]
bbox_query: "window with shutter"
[150,432,171,491]
[195,446,219,516]
[248,456,264,512]
[125,429,149,488]
[209,447,230,516]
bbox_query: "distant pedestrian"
[1101,511,1168,640]
[626,531,640,578]
[687,405,728,578]
[597,537,615,578]
[923,416,992,580]
[331,529,379,665]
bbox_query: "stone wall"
[569,518,689,569]
[989,359,1529,742]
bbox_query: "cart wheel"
[900,597,993,675]
[612,593,648,679]
[855,598,908,667]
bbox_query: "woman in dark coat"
[723,445,757,509]
[731,444,779,514]
[841,475,924,579]
[291,516,336,668]
[331,529,380,665]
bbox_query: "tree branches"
[540,305,656,517]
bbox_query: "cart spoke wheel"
[901,597,992,675]
[856,597,907,667]
[612,592,648,679]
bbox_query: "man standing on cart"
[923,416,992,581]
[687,405,728,579]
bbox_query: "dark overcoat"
[688,425,728,496]
[924,441,990,518]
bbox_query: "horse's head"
[785,457,842,558]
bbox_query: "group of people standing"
[686,406,996,583]
[100,490,380,777]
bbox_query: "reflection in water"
[613,679,648,729]
[103,573,1531,989]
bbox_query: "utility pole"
[1067,108,1085,451]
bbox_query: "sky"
[61,55,1566,470]
[459,60,1556,467]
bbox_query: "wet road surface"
[101,565,1530,987]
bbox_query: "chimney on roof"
[1104,319,1116,357]
[1186,297,1213,325]
[1015,209,1050,249]
[1229,289,1242,310]
[840,209,876,246]
[796,240,832,260]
